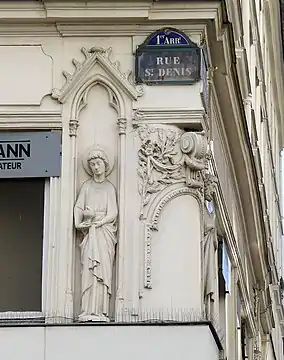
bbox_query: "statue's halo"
[82,144,115,177]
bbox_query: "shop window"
[0,178,44,312]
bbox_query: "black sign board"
[135,28,201,85]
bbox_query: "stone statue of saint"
[74,147,118,322]
[204,208,218,320]
[203,173,218,320]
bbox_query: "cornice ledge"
[0,24,59,37]
[0,111,62,129]
[55,23,205,38]
[45,1,151,19]
[0,1,222,25]
[0,1,152,19]
[52,46,144,104]
[133,107,205,129]
[0,2,45,19]
[149,1,221,21]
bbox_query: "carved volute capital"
[69,119,79,137]
[117,117,127,135]
[180,131,208,188]
[132,110,144,128]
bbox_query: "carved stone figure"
[204,209,218,320]
[203,170,218,320]
[74,147,118,322]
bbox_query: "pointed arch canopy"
[71,73,126,120]
[51,46,144,111]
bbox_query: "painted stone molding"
[74,146,118,322]
[137,125,209,219]
[52,46,144,104]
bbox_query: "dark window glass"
[0,178,44,311]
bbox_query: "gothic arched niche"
[51,46,144,322]
[76,83,119,189]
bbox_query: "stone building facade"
[0,1,283,360]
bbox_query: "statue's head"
[87,149,109,176]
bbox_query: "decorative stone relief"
[137,125,209,219]
[203,151,218,319]
[180,131,207,188]
[117,117,127,135]
[137,125,183,219]
[203,207,218,320]
[137,124,214,290]
[51,44,144,320]
[74,146,118,322]
[52,46,144,105]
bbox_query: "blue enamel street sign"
[135,28,201,85]
[0,130,62,178]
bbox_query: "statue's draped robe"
[204,209,217,319]
[74,179,118,319]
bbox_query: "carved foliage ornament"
[137,125,210,218]
[137,126,182,218]
[52,46,144,104]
